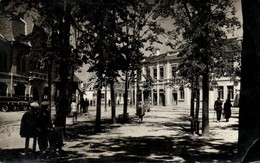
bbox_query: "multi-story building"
[139,50,240,108]
[0,15,50,101]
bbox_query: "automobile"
[0,96,30,112]
[17,96,33,111]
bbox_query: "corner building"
[140,50,240,109]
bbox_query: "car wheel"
[2,105,9,112]
[23,105,28,111]
[13,106,18,111]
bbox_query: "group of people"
[214,97,232,122]
[20,101,63,159]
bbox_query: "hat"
[30,102,40,108]
[41,101,49,106]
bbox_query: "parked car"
[0,96,30,112]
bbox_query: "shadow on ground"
[0,115,241,162]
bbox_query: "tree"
[171,0,241,136]
[117,0,173,122]
[1,0,85,136]
[238,0,260,161]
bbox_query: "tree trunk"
[195,88,200,120]
[201,72,209,136]
[95,88,102,132]
[55,0,71,138]
[48,59,53,120]
[190,79,195,133]
[190,79,195,117]
[136,68,141,113]
[110,80,116,124]
[123,71,128,123]
[238,0,260,160]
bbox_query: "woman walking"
[224,99,232,122]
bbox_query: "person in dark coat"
[214,97,223,122]
[20,102,39,138]
[80,97,85,114]
[20,102,40,156]
[224,99,232,122]
[137,101,146,122]
[38,101,53,158]
[86,99,89,113]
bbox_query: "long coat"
[20,110,39,138]
[224,100,232,119]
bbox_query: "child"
[70,100,78,124]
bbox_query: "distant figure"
[117,100,120,106]
[214,97,223,122]
[38,101,53,158]
[223,99,232,122]
[70,100,78,123]
[86,99,89,112]
[137,101,146,122]
[80,98,85,114]
[90,100,93,106]
[108,99,111,107]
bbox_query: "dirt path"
[0,105,239,162]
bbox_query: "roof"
[143,51,184,64]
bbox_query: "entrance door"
[0,82,7,96]
[14,84,25,96]
[33,88,39,101]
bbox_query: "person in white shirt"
[70,100,78,124]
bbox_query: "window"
[172,66,177,78]
[218,86,224,100]
[160,67,164,80]
[227,86,234,99]
[21,57,26,71]
[179,86,185,99]
[153,67,157,79]
[17,56,21,71]
[2,53,7,69]
[146,67,150,77]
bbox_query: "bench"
[188,117,200,135]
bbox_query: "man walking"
[214,97,223,122]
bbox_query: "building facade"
[139,50,240,108]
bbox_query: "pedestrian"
[214,97,223,122]
[80,97,85,115]
[20,102,40,157]
[86,99,89,113]
[38,101,53,158]
[70,99,78,124]
[137,101,146,122]
[49,114,64,157]
[108,99,111,107]
[223,99,232,122]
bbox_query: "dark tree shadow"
[0,114,240,162]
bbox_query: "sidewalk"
[0,105,239,162]
[63,105,239,162]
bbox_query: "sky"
[141,0,243,56]
[76,0,243,82]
